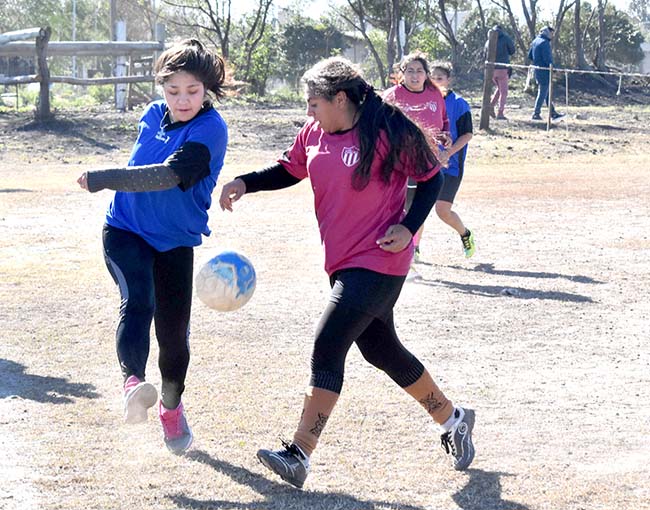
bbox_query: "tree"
[160,0,233,59]
[489,0,537,57]
[593,3,644,68]
[280,16,347,91]
[236,0,274,83]
[243,27,280,95]
[339,0,390,86]
[630,0,650,22]
[121,0,165,40]
[456,6,509,73]
[594,0,607,69]
[430,0,463,68]
[554,2,644,69]
[339,0,425,87]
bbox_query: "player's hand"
[438,150,450,168]
[77,172,89,191]
[219,178,246,212]
[436,131,452,148]
[376,224,412,252]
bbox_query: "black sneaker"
[257,440,310,489]
[440,407,475,471]
[551,111,565,120]
[531,113,542,120]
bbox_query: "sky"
[235,0,634,21]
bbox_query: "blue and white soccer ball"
[195,251,256,311]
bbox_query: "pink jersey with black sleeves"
[383,84,449,134]
[279,119,439,276]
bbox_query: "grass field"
[1,102,649,510]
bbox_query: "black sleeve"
[86,164,180,193]
[400,171,444,236]
[237,161,302,194]
[456,111,473,138]
[164,141,212,191]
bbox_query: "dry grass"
[1,103,649,510]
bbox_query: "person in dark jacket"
[486,25,515,120]
[528,26,564,120]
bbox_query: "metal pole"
[72,0,77,77]
[115,21,127,111]
[546,64,553,131]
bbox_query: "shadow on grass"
[453,469,528,510]
[412,278,593,303]
[448,263,604,285]
[169,449,426,510]
[17,118,120,151]
[0,359,100,403]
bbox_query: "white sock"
[440,407,462,432]
[293,443,310,467]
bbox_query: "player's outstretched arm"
[219,178,246,212]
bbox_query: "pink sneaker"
[159,400,193,454]
[123,375,158,424]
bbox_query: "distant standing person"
[382,51,452,262]
[430,62,475,258]
[220,57,475,489]
[528,26,564,121]
[77,39,228,454]
[486,25,515,120]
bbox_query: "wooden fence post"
[480,29,498,130]
[546,64,553,131]
[35,26,52,122]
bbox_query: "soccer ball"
[195,251,256,311]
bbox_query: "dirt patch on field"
[0,100,649,510]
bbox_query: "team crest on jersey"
[427,101,438,112]
[341,146,360,167]
[155,127,170,144]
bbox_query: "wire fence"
[483,61,650,130]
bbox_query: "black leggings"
[102,224,193,407]
[310,269,425,394]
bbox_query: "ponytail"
[353,88,439,190]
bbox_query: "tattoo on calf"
[309,413,329,437]
[419,392,444,414]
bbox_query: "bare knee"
[435,201,453,221]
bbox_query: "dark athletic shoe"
[531,113,543,120]
[440,407,476,471]
[257,441,310,489]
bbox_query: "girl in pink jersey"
[219,57,475,489]
[383,52,451,261]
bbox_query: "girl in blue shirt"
[77,39,228,454]
[430,62,476,258]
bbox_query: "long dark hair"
[302,57,439,190]
[154,38,226,101]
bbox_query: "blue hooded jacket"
[528,28,554,83]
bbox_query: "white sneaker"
[123,375,158,424]
[406,266,421,281]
